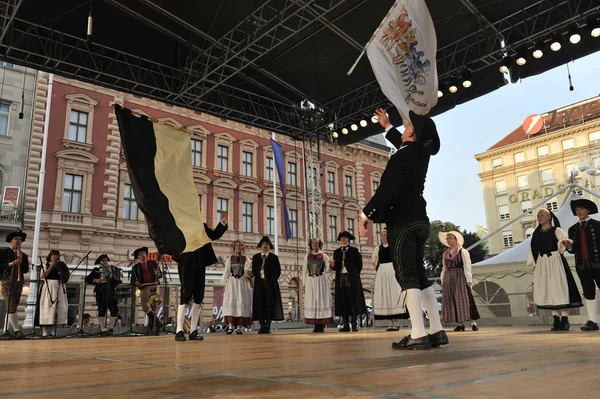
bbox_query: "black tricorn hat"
[409,111,440,156]
[6,230,27,243]
[133,247,149,259]
[257,236,274,249]
[570,199,599,215]
[337,231,356,241]
[95,254,110,265]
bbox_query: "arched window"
[472,281,511,317]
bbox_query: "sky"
[404,51,600,232]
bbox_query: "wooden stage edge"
[1,326,599,399]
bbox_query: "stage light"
[569,26,581,44]
[342,128,349,135]
[589,18,600,37]
[332,132,339,138]
[550,34,562,51]
[360,120,367,127]
[371,116,378,123]
[532,42,544,59]
[499,56,510,74]
[461,70,472,88]
[437,90,443,98]
[448,82,458,94]
[350,124,358,131]
[515,50,527,66]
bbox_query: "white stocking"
[585,299,598,323]
[229,322,234,330]
[422,286,443,334]
[471,320,477,326]
[559,309,570,317]
[405,289,426,339]
[106,316,113,328]
[190,303,202,333]
[177,304,186,333]
[98,316,105,328]
[551,310,559,316]
[42,327,50,337]
[9,313,20,332]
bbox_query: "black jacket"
[363,142,429,225]
[251,252,284,321]
[0,247,30,281]
[131,260,161,286]
[567,219,600,268]
[332,245,367,316]
[85,266,122,294]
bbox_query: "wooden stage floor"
[1,326,599,398]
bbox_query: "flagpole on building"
[272,132,279,255]
[24,73,53,329]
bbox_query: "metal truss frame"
[302,135,324,241]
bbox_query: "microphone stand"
[115,262,144,337]
[64,250,99,338]
[159,256,173,334]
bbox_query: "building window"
[537,146,549,157]
[123,184,138,220]
[589,131,600,145]
[290,209,298,238]
[525,227,535,238]
[498,204,510,220]
[546,201,558,211]
[502,231,514,248]
[495,180,506,195]
[565,164,578,179]
[241,151,253,177]
[217,145,229,172]
[62,174,83,213]
[562,139,575,151]
[216,197,228,221]
[329,215,337,241]
[521,200,533,215]
[345,175,353,197]
[266,205,275,235]
[0,62,14,68]
[0,103,9,136]
[242,202,253,233]
[375,223,383,245]
[541,169,554,185]
[373,180,380,192]
[327,172,335,193]
[514,152,525,164]
[517,175,529,190]
[198,194,202,210]
[287,162,297,185]
[265,157,274,181]
[68,110,88,143]
[191,140,202,167]
[492,158,502,169]
[346,218,355,242]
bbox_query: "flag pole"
[272,132,279,255]
[346,50,366,76]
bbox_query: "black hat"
[257,236,274,249]
[95,254,110,265]
[409,111,440,156]
[570,199,599,215]
[6,230,27,243]
[133,247,149,259]
[337,231,355,241]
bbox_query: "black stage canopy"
[1,0,599,143]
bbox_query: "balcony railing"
[0,205,23,224]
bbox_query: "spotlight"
[499,56,510,74]
[350,124,358,131]
[449,82,458,94]
[371,116,379,123]
[437,90,444,98]
[360,120,367,127]
[515,49,527,66]
[550,34,562,51]
[342,128,349,135]
[569,26,581,44]
[461,70,472,88]
[532,42,544,59]
[332,132,339,139]
[589,17,600,38]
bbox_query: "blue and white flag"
[270,138,292,240]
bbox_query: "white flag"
[366,0,438,124]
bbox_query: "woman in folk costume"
[529,208,582,331]
[439,231,480,331]
[372,228,407,331]
[222,240,253,335]
[302,237,334,333]
[37,249,69,337]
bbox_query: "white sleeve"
[462,248,472,284]
[221,256,231,285]
[371,247,379,268]
[323,253,331,273]
[555,227,569,254]
[301,254,308,285]
[440,257,446,283]
[244,257,252,272]
[527,248,535,268]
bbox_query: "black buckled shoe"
[226,328,234,335]
[235,329,243,335]
[561,316,570,331]
[472,324,479,331]
[392,334,431,350]
[428,330,449,347]
[551,315,561,331]
[175,331,186,341]
[581,320,600,331]
[453,324,465,332]
[189,330,204,340]
[339,324,351,332]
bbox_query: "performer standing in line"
[0,230,29,338]
[359,109,447,350]
[222,240,253,335]
[252,236,284,334]
[302,237,333,333]
[173,212,228,341]
[37,250,69,337]
[439,231,480,332]
[372,228,407,331]
[528,209,582,331]
[131,247,163,335]
[85,254,122,331]
[331,231,366,332]
[562,199,600,331]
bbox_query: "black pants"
[386,221,432,291]
[178,260,206,305]
[576,266,600,300]
[340,274,356,324]
[95,291,119,317]
[260,280,272,326]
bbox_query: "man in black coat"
[131,246,162,335]
[359,109,447,350]
[0,230,29,338]
[85,254,122,331]
[252,236,283,334]
[173,213,228,341]
[331,231,366,332]
[562,198,600,331]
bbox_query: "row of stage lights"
[331,116,381,138]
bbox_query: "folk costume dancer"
[528,209,582,331]
[372,228,407,331]
[252,236,284,334]
[174,214,228,341]
[0,230,29,338]
[222,240,253,335]
[85,254,122,331]
[302,237,334,333]
[38,250,69,337]
[332,231,367,332]
[562,199,600,331]
[131,247,163,335]
[359,109,448,350]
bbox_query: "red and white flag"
[366,0,438,124]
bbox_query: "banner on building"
[1,186,20,207]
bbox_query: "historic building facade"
[475,96,600,255]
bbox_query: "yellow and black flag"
[115,105,210,256]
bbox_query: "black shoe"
[453,324,465,332]
[14,331,24,339]
[392,335,431,350]
[258,326,268,334]
[154,319,163,335]
[189,330,204,340]
[551,315,561,331]
[561,316,570,331]
[339,324,351,332]
[226,328,234,335]
[235,329,243,335]
[428,330,449,347]
[352,326,358,332]
[472,324,479,332]
[175,331,186,341]
[581,320,600,331]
